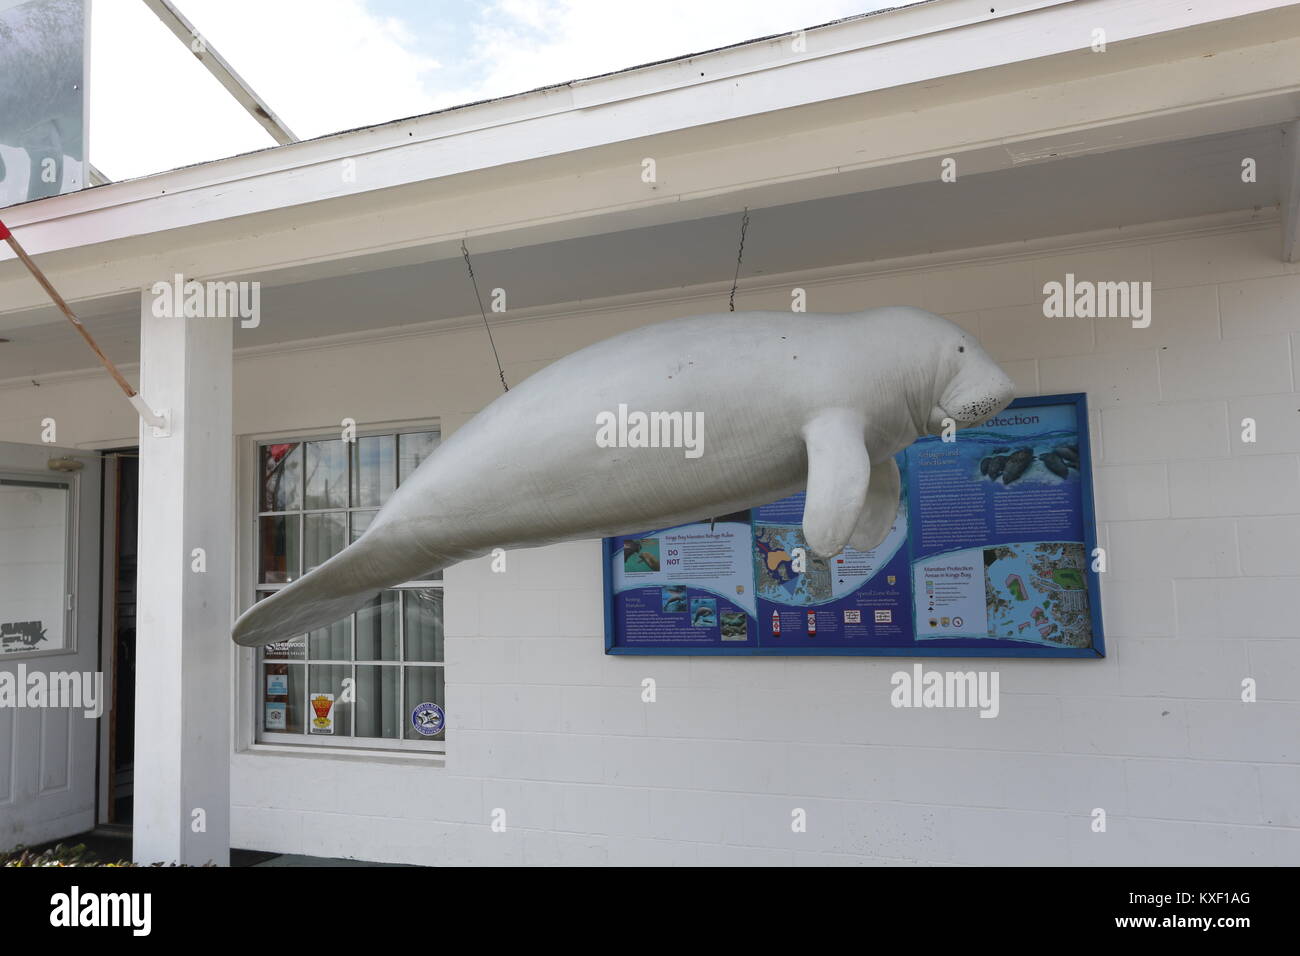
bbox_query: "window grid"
[254,428,444,752]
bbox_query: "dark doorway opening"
[102,450,137,826]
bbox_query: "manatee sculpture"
[232,306,1015,647]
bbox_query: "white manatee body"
[233,306,1015,646]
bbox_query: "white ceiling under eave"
[3,0,1300,297]
[0,123,1286,382]
[2,0,1300,379]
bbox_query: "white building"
[2,0,1299,866]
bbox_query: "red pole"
[0,216,142,401]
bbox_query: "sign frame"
[602,393,1106,658]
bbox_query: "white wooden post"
[133,286,233,865]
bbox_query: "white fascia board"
[1,23,1298,326]
[3,0,1294,235]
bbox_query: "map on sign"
[752,525,832,605]
[983,541,1092,647]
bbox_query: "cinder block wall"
[233,218,1299,866]
[5,216,1296,865]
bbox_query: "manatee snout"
[936,346,1015,430]
[950,372,1015,426]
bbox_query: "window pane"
[398,431,438,484]
[308,615,350,661]
[255,591,306,660]
[351,509,377,542]
[259,443,301,511]
[355,665,400,739]
[308,665,352,736]
[356,591,398,661]
[258,515,299,584]
[351,435,395,507]
[304,440,347,509]
[261,635,305,661]
[0,479,69,654]
[263,663,302,734]
[404,589,443,662]
[303,512,346,573]
[404,666,445,741]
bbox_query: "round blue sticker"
[411,701,445,737]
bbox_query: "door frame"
[95,441,137,829]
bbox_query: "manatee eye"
[958,345,965,353]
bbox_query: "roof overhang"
[2,0,1299,338]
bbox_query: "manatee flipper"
[847,458,901,553]
[801,408,871,558]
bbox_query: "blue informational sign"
[603,394,1105,658]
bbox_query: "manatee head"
[918,315,1015,435]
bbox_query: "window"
[252,427,444,751]
[0,475,71,658]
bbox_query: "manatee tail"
[231,522,446,647]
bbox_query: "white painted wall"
[3,216,1298,865]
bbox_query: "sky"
[89,0,898,181]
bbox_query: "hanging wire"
[711,206,753,533]
[461,240,509,392]
[728,207,750,312]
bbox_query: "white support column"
[1282,119,1300,263]
[133,288,233,865]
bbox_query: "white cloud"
[91,0,441,180]
[433,0,879,108]
[90,0,887,181]
[172,0,442,137]
[89,0,271,181]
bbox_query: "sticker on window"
[309,693,335,735]
[410,701,444,737]
[264,702,287,731]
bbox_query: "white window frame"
[0,470,78,662]
[234,418,446,760]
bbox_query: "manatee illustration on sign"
[232,306,1015,647]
